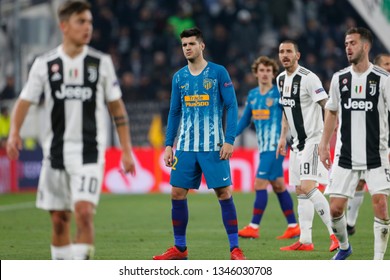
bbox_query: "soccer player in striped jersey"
[236,56,299,240]
[6,0,135,259]
[319,27,390,260]
[153,27,245,260]
[276,40,339,252]
[346,53,390,236]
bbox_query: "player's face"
[61,10,93,46]
[345,33,365,65]
[255,63,274,86]
[378,56,390,73]
[278,43,300,71]
[181,36,204,63]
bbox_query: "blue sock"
[276,190,297,224]
[219,197,239,250]
[172,199,188,249]
[251,190,268,225]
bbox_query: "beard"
[348,48,364,64]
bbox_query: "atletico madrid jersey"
[20,45,121,169]
[236,85,282,152]
[165,61,238,151]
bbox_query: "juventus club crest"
[369,81,377,96]
[87,65,98,83]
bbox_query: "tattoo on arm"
[113,115,128,127]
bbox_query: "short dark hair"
[180,27,204,42]
[374,53,390,65]
[280,39,299,52]
[58,0,91,22]
[345,27,373,46]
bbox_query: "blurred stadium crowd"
[0,0,388,146]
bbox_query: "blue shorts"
[256,151,284,181]
[170,150,232,189]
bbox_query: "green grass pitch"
[0,191,387,260]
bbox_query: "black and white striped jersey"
[20,45,122,169]
[326,64,390,170]
[276,65,328,152]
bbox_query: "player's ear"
[200,42,205,51]
[296,51,301,60]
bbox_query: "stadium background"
[0,0,390,193]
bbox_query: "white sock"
[72,243,95,260]
[249,223,259,229]
[347,190,364,226]
[297,195,314,244]
[373,218,390,260]
[307,188,333,236]
[332,214,349,250]
[51,244,72,260]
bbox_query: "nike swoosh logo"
[223,177,229,181]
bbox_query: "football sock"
[172,199,188,248]
[276,190,297,224]
[219,196,239,250]
[373,217,390,260]
[72,243,95,260]
[346,190,364,227]
[50,244,72,260]
[331,214,349,250]
[297,195,314,244]
[307,188,333,236]
[251,190,268,225]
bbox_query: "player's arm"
[319,109,337,170]
[7,57,43,160]
[276,112,289,158]
[107,99,135,175]
[318,74,339,170]
[164,74,181,167]
[6,99,32,160]
[236,99,252,137]
[219,68,238,160]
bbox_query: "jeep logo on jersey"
[279,97,295,107]
[343,99,373,111]
[55,84,93,101]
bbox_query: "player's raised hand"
[164,146,174,167]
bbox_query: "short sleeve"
[307,73,328,103]
[325,74,340,112]
[20,57,46,104]
[102,55,122,102]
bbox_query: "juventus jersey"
[276,66,328,152]
[326,64,390,169]
[20,45,122,169]
[165,62,238,151]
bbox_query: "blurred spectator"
[0,106,10,148]
[0,76,15,100]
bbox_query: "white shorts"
[289,143,329,186]
[36,160,104,211]
[325,165,390,198]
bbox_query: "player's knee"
[74,202,94,226]
[51,211,70,235]
[330,204,344,218]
